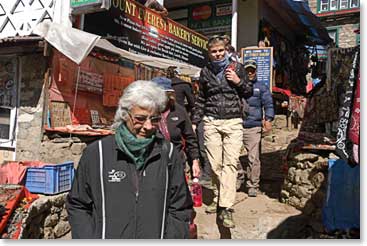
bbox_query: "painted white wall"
[0,0,72,39]
[237,0,260,51]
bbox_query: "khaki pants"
[243,127,262,189]
[203,117,243,208]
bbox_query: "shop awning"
[264,0,332,45]
[33,22,201,76]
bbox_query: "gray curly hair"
[112,80,167,129]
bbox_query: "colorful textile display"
[335,50,359,163]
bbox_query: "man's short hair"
[208,35,226,48]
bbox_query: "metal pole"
[231,0,238,50]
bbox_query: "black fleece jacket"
[66,134,193,239]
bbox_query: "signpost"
[241,47,273,90]
[84,0,209,68]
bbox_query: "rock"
[28,197,51,219]
[298,186,311,199]
[299,170,311,184]
[296,162,305,169]
[291,153,319,163]
[51,206,62,214]
[311,172,325,189]
[328,153,339,160]
[288,167,297,182]
[71,137,81,143]
[60,208,68,221]
[305,161,315,169]
[71,143,87,155]
[54,221,71,238]
[288,196,301,208]
[280,190,290,199]
[43,227,55,239]
[52,138,69,143]
[51,193,67,207]
[44,214,58,227]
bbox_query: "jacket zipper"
[133,168,140,239]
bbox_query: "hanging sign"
[84,0,208,67]
[241,47,273,89]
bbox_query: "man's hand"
[225,69,241,85]
[192,159,201,178]
[262,120,272,132]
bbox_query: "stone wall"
[280,148,339,237]
[39,135,90,168]
[20,193,70,239]
[16,54,47,161]
[338,23,359,48]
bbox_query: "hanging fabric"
[335,50,359,164]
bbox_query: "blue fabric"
[211,54,229,78]
[151,76,173,91]
[322,159,360,231]
[243,79,274,128]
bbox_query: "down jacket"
[66,134,193,239]
[243,79,274,128]
[191,61,253,124]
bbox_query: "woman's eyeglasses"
[128,112,162,125]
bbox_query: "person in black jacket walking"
[151,76,201,178]
[191,36,253,228]
[242,59,274,197]
[66,80,193,239]
[167,66,195,115]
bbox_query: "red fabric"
[0,161,47,185]
[272,86,292,97]
[158,110,171,141]
[348,72,360,145]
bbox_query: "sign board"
[188,0,232,37]
[84,0,208,68]
[78,70,104,94]
[50,101,72,127]
[241,47,273,89]
[71,0,110,14]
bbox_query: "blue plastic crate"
[25,161,75,195]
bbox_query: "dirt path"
[194,127,301,239]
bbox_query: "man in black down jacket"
[66,80,193,239]
[191,36,253,228]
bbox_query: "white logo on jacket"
[108,169,126,182]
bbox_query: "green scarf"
[115,123,155,170]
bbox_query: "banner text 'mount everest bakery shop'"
[84,0,209,67]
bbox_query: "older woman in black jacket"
[66,80,193,239]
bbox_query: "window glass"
[330,0,338,10]
[340,0,348,9]
[0,57,16,108]
[320,0,329,11]
[350,0,359,8]
[0,108,10,139]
